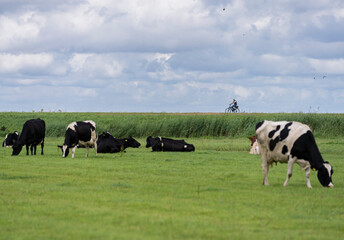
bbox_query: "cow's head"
[248,136,257,146]
[3,131,19,147]
[12,141,22,156]
[58,144,70,157]
[185,144,195,151]
[127,136,141,148]
[146,136,153,148]
[317,162,334,188]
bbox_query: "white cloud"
[68,53,93,72]
[309,58,344,74]
[0,53,53,73]
[234,86,252,99]
[68,53,123,78]
[0,11,45,50]
[54,3,105,33]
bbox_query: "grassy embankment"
[0,112,343,240]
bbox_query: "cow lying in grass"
[97,132,141,153]
[256,120,334,188]
[146,136,195,152]
[248,136,259,155]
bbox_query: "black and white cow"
[60,120,97,158]
[146,136,195,152]
[2,131,19,147]
[97,132,141,153]
[12,118,45,156]
[256,120,334,188]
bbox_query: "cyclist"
[229,99,238,111]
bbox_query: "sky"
[0,0,344,113]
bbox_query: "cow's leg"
[26,144,30,155]
[284,156,295,187]
[305,167,312,188]
[297,161,312,188]
[94,142,97,156]
[85,146,89,157]
[71,146,77,158]
[261,153,270,185]
[41,141,44,155]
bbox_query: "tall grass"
[0,112,343,138]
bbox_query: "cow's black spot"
[268,122,293,151]
[280,122,292,141]
[290,130,324,170]
[256,121,264,131]
[269,138,280,151]
[282,145,288,154]
[268,125,281,138]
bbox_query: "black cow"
[60,120,97,158]
[97,132,141,153]
[256,120,334,188]
[146,136,195,152]
[2,131,19,147]
[12,118,45,156]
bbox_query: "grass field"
[1,135,344,240]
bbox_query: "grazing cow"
[248,136,259,155]
[2,131,19,147]
[256,120,334,188]
[146,136,195,152]
[12,118,45,156]
[60,120,97,158]
[97,132,141,153]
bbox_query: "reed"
[0,112,343,138]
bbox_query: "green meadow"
[0,112,344,240]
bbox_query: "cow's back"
[256,121,310,163]
[74,121,96,142]
[20,118,45,142]
[97,132,119,153]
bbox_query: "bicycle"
[225,106,240,113]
